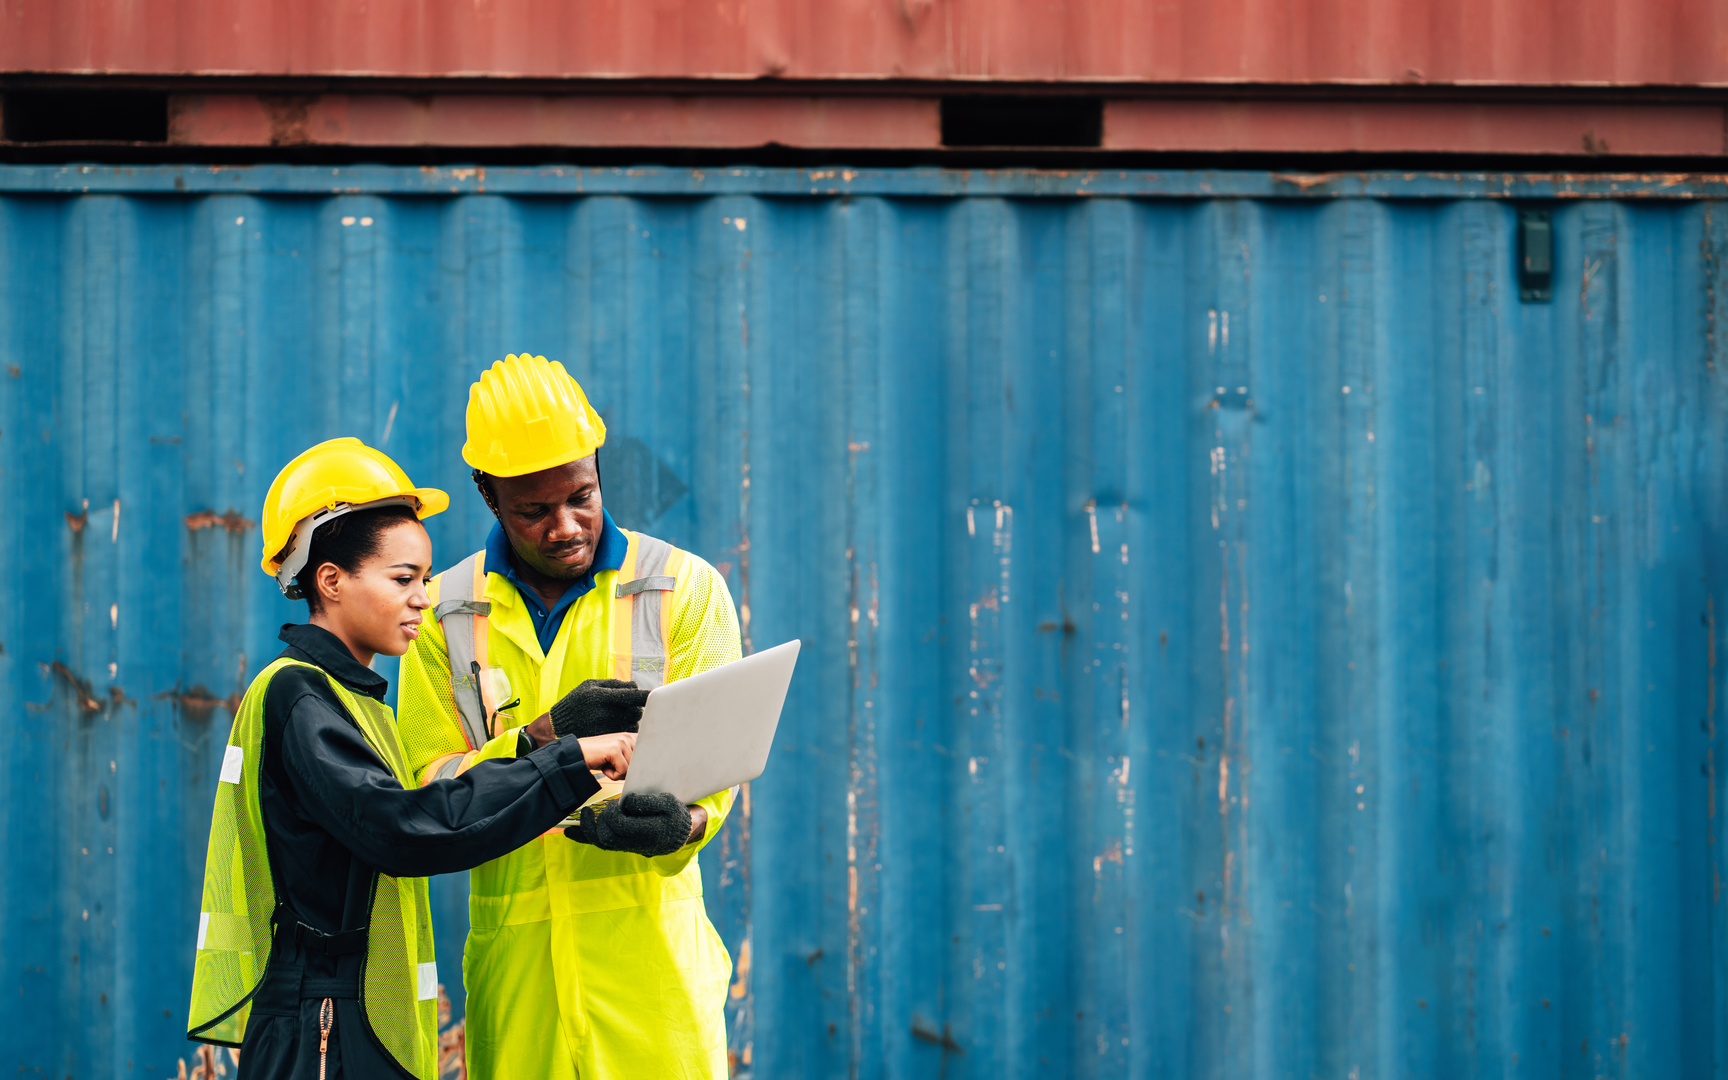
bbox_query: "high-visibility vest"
[395,529,741,1080]
[420,529,689,780]
[186,657,440,1079]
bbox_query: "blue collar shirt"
[483,509,628,655]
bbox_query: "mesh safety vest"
[186,657,440,1079]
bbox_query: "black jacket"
[235,623,599,1080]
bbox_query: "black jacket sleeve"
[274,689,601,877]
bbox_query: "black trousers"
[234,945,409,1080]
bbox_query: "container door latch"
[1518,210,1552,302]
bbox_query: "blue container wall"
[1,168,1725,1080]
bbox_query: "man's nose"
[546,504,585,542]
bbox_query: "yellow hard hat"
[260,437,450,598]
[461,352,607,478]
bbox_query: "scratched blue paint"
[1,167,1725,1079]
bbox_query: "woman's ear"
[315,561,344,607]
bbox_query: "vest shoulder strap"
[611,532,688,690]
[271,657,416,788]
[434,551,492,750]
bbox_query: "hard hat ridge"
[462,352,607,478]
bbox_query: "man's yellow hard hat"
[260,437,450,597]
[461,353,607,478]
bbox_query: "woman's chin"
[370,636,415,659]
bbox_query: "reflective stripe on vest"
[186,658,439,1078]
[434,552,495,749]
[422,749,481,785]
[609,532,685,690]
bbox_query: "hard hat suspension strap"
[274,495,419,599]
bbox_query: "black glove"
[548,678,649,740]
[564,792,692,857]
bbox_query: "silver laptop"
[621,639,801,805]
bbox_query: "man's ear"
[474,470,502,519]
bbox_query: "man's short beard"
[538,554,590,581]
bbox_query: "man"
[396,353,741,1079]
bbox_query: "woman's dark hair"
[297,504,421,614]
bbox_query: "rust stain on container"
[48,661,101,713]
[156,684,241,721]
[184,508,255,534]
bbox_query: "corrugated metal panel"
[2,166,1726,1079]
[0,0,1724,86]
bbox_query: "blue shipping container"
[0,165,1725,1079]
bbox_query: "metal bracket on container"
[1518,209,1553,302]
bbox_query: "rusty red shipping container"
[141,93,1723,157]
[2,0,1725,86]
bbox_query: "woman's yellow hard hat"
[260,437,449,597]
[462,353,607,478]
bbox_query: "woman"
[187,437,637,1079]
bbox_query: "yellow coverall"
[396,530,741,1079]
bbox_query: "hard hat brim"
[261,487,451,583]
[406,486,451,519]
[460,439,604,479]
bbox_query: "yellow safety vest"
[396,529,741,1080]
[186,657,439,1079]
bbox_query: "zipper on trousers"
[318,998,334,1080]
